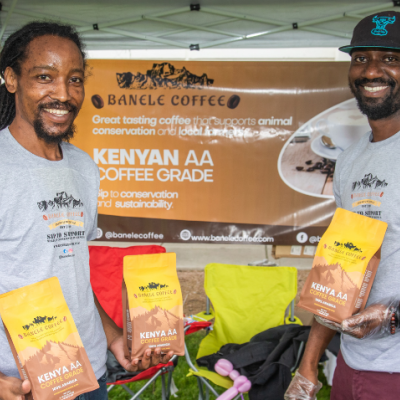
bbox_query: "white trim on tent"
[86,47,351,62]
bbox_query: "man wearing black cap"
[285,10,400,400]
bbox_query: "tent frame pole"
[76,7,189,33]
[0,0,19,43]
[153,17,239,38]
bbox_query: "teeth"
[44,109,69,115]
[364,86,388,92]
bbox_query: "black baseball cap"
[339,11,400,53]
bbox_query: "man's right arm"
[0,373,31,400]
[284,319,336,400]
[298,319,336,383]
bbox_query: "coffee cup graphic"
[322,110,368,151]
[278,98,370,199]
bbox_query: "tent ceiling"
[0,0,398,50]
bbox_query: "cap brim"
[339,45,400,53]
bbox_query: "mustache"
[38,101,78,113]
[353,77,396,89]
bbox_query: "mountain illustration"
[19,332,84,369]
[312,256,361,293]
[352,173,388,191]
[116,62,214,90]
[132,305,183,335]
[37,191,83,212]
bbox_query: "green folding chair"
[185,263,301,398]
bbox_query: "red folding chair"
[89,245,176,400]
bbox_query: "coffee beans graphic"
[227,94,240,109]
[91,94,104,109]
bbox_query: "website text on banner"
[72,60,357,245]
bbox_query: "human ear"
[4,66,17,94]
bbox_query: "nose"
[50,78,71,103]
[362,58,385,80]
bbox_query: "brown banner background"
[72,60,352,244]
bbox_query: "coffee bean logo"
[91,94,104,109]
[227,94,240,109]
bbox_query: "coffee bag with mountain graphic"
[298,208,387,323]
[122,253,184,359]
[0,277,98,400]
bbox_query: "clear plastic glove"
[284,371,322,400]
[315,298,399,339]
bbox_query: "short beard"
[349,77,400,120]
[33,101,78,144]
[34,118,76,144]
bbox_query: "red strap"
[109,361,174,384]
[185,321,212,335]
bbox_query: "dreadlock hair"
[0,21,86,131]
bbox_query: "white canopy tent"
[0,0,398,60]
[0,0,389,268]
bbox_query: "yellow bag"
[0,277,98,400]
[122,253,184,359]
[298,208,387,323]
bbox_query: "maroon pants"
[331,351,400,400]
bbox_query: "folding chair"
[186,263,301,398]
[89,245,177,400]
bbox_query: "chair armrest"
[184,321,212,335]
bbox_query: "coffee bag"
[298,208,387,323]
[0,277,99,400]
[122,253,184,359]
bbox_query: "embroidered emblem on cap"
[371,15,396,36]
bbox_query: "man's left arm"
[93,293,174,371]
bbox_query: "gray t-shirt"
[334,130,400,372]
[0,128,107,379]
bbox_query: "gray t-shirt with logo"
[334,130,400,372]
[0,128,107,379]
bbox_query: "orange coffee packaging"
[122,253,184,359]
[0,277,98,400]
[298,208,387,323]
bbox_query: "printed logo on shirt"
[43,211,83,221]
[349,174,388,219]
[37,192,86,244]
[351,173,388,191]
[37,191,84,211]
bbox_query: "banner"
[73,60,359,245]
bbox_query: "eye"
[70,76,83,84]
[38,74,51,81]
[385,55,398,62]
[353,55,367,63]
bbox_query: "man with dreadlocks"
[0,22,173,400]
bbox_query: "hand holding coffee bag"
[0,277,99,400]
[122,253,184,359]
[298,208,387,323]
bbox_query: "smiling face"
[348,48,400,121]
[5,35,85,144]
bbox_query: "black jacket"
[197,324,340,400]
